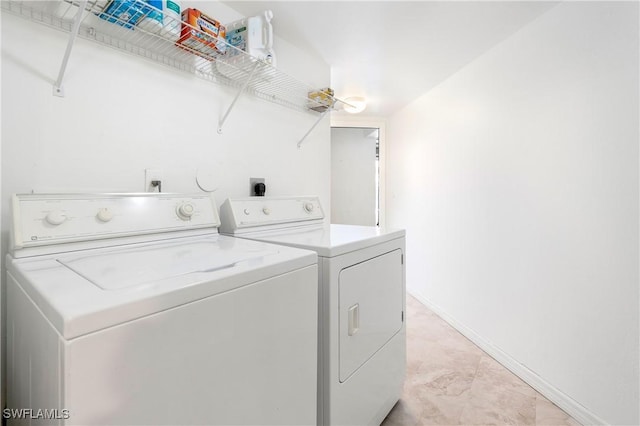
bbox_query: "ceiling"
[222,1,558,117]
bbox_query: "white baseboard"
[409,290,607,426]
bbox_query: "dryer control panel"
[219,196,324,234]
[11,193,220,251]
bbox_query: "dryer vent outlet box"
[250,178,265,196]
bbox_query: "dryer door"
[338,249,403,382]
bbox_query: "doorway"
[330,120,386,227]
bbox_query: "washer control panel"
[219,196,324,234]
[11,193,220,249]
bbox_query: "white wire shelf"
[2,0,341,144]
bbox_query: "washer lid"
[8,234,317,339]
[237,224,405,257]
[58,239,278,290]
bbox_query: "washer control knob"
[262,207,271,215]
[96,208,114,222]
[303,202,314,213]
[244,208,251,215]
[45,210,67,226]
[176,203,195,220]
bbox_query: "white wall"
[386,2,639,425]
[1,3,330,202]
[331,127,376,226]
[1,0,331,405]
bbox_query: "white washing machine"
[219,196,406,426]
[6,193,318,426]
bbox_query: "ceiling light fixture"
[343,96,367,114]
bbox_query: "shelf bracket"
[297,106,332,149]
[53,0,88,97]
[217,61,262,134]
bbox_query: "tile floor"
[381,296,581,425]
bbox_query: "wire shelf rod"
[53,0,89,96]
[217,60,262,134]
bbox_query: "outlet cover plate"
[250,178,265,196]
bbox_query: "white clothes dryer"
[6,193,318,426]
[220,196,406,426]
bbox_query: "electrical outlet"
[250,178,265,196]
[145,169,163,192]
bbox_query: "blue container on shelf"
[97,0,146,29]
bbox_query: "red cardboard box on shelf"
[177,8,227,59]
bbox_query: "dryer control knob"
[176,203,195,220]
[304,202,314,213]
[45,210,67,226]
[97,208,114,222]
[262,207,271,215]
